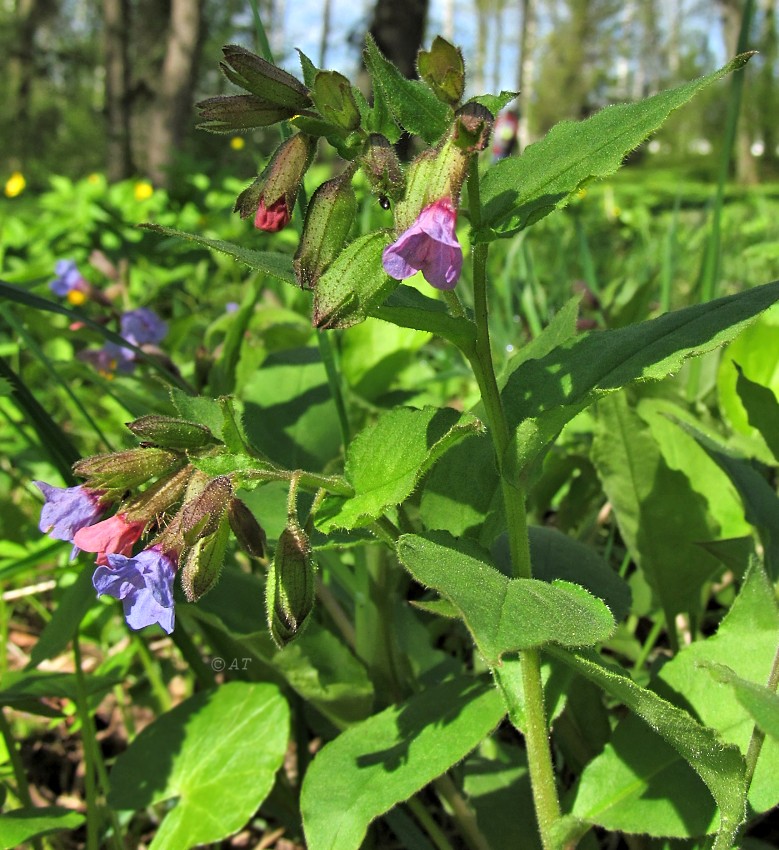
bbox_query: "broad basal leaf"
[734,363,779,463]
[300,676,505,850]
[317,407,483,532]
[503,280,779,478]
[109,682,289,850]
[0,807,84,850]
[396,532,615,664]
[477,54,752,241]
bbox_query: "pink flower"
[254,197,290,232]
[73,513,146,566]
[382,199,463,290]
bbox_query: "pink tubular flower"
[73,513,146,566]
[255,197,290,232]
[93,546,176,634]
[382,198,463,290]
[34,482,105,558]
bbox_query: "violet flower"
[382,198,463,290]
[34,482,105,558]
[93,546,177,634]
[73,513,146,566]
[120,308,168,348]
[49,260,87,298]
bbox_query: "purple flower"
[34,482,105,558]
[79,342,135,378]
[49,260,87,298]
[93,546,177,634]
[120,308,168,348]
[382,198,463,290]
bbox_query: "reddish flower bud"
[254,197,291,232]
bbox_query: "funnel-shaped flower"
[74,513,146,565]
[35,482,105,557]
[93,545,176,634]
[382,199,462,290]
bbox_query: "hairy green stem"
[434,773,492,850]
[465,160,561,850]
[406,796,457,850]
[744,640,779,792]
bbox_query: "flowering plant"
[12,30,779,850]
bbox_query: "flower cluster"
[35,416,266,635]
[197,37,494,305]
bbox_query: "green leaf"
[141,224,296,286]
[734,362,779,463]
[702,662,779,743]
[477,54,753,240]
[683,424,779,580]
[554,646,746,850]
[316,407,483,532]
[396,532,615,664]
[312,231,397,329]
[109,682,289,850]
[467,91,519,116]
[504,280,779,477]
[370,284,476,349]
[592,392,724,622]
[241,346,342,469]
[363,34,452,145]
[300,677,505,850]
[0,670,120,715]
[0,376,12,395]
[0,806,84,850]
[26,566,97,669]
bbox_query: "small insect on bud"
[266,523,316,648]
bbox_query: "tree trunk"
[369,0,428,79]
[517,0,537,149]
[145,0,202,186]
[103,0,134,181]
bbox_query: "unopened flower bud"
[181,514,231,602]
[266,523,315,648]
[359,134,404,202]
[73,448,183,493]
[311,70,361,131]
[122,465,194,523]
[220,44,310,109]
[417,37,465,106]
[196,94,296,134]
[179,475,233,544]
[293,172,357,289]
[228,498,267,559]
[234,133,314,232]
[126,415,217,451]
[452,102,494,153]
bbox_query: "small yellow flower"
[230,136,246,151]
[4,172,26,198]
[576,188,587,200]
[87,173,101,184]
[67,289,87,306]
[134,181,154,201]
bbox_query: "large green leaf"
[0,670,120,716]
[503,280,779,477]
[476,54,752,241]
[567,560,778,843]
[300,677,505,850]
[317,407,483,532]
[109,682,289,850]
[734,363,779,463]
[141,224,296,285]
[363,35,452,145]
[592,392,723,623]
[396,532,615,664]
[0,807,84,850]
[553,647,746,850]
[702,661,779,743]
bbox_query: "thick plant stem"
[465,161,561,850]
[744,640,779,792]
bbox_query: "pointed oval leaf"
[109,682,289,850]
[300,677,505,850]
[396,532,615,663]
